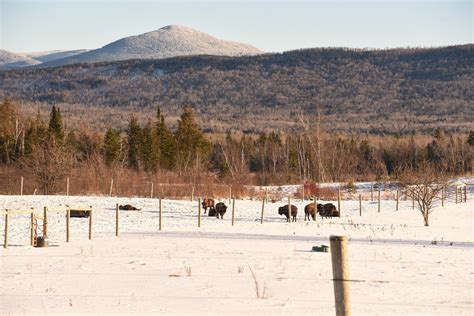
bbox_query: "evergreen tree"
[468,131,474,146]
[103,128,122,166]
[141,119,159,172]
[48,106,64,143]
[175,107,210,173]
[155,106,176,170]
[127,116,142,170]
[0,99,18,163]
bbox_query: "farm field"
[0,185,473,315]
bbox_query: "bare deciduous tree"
[400,167,447,226]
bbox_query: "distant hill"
[0,49,41,68]
[40,25,262,67]
[0,45,472,135]
[26,49,89,63]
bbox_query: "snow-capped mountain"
[42,25,262,67]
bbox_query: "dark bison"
[278,204,298,222]
[119,204,140,211]
[304,203,317,221]
[69,209,90,218]
[201,198,215,215]
[317,203,340,219]
[214,202,227,219]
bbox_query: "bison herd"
[70,200,338,222]
[280,202,339,222]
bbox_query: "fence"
[1,182,470,248]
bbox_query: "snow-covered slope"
[25,49,89,63]
[0,49,41,68]
[43,25,262,67]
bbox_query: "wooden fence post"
[159,198,162,231]
[198,198,201,228]
[330,235,351,316]
[464,186,468,202]
[31,213,35,246]
[229,187,232,205]
[43,207,48,247]
[377,189,381,213]
[412,193,415,210]
[441,188,444,207]
[455,186,458,204]
[66,208,70,242]
[4,210,9,248]
[66,177,69,196]
[88,209,92,240]
[231,198,235,226]
[109,179,114,197]
[396,190,399,211]
[115,204,119,236]
[314,197,317,222]
[338,186,341,214]
[20,176,24,196]
[359,194,362,217]
[371,185,373,201]
[287,196,291,223]
[150,182,154,199]
[260,198,265,224]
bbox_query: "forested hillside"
[0,45,472,135]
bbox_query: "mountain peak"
[41,25,262,67]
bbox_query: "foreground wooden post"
[115,204,119,236]
[359,194,362,216]
[287,196,291,223]
[396,190,399,211]
[43,207,48,247]
[159,198,162,231]
[30,213,35,246]
[371,185,374,201]
[337,186,341,215]
[66,208,70,242]
[109,179,114,197]
[260,198,265,224]
[377,189,381,213]
[198,198,201,228]
[4,210,9,248]
[231,198,235,226]
[464,186,467,202]
[66,177,70,196]
[412,193,415,210]
[88,209,92,240]
[330,235,351,316]
[20,176,24,195]
[455,186,458,204]
[150,182,154,199]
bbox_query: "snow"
[0,189,473,315]
[41,25,263,67]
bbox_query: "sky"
[0,0,472,53]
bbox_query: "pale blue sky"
[1,0,472,53]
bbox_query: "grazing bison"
[201,198,215,215]
[69,210,90,218]
[318,203,340,219]
[119,204,140,211]
[304,203,317,221]
[278,204,298,222]
[215,202,227,219]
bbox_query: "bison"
[304,203,317,221]
[214,202,227,219]
[119,204,140,211]
[201,198,215,215]
[278,204,298,222]
[317,203,340,219]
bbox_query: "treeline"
[1,45,472,135]
[1,99,473,194]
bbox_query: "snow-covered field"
[1,190,473,315]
